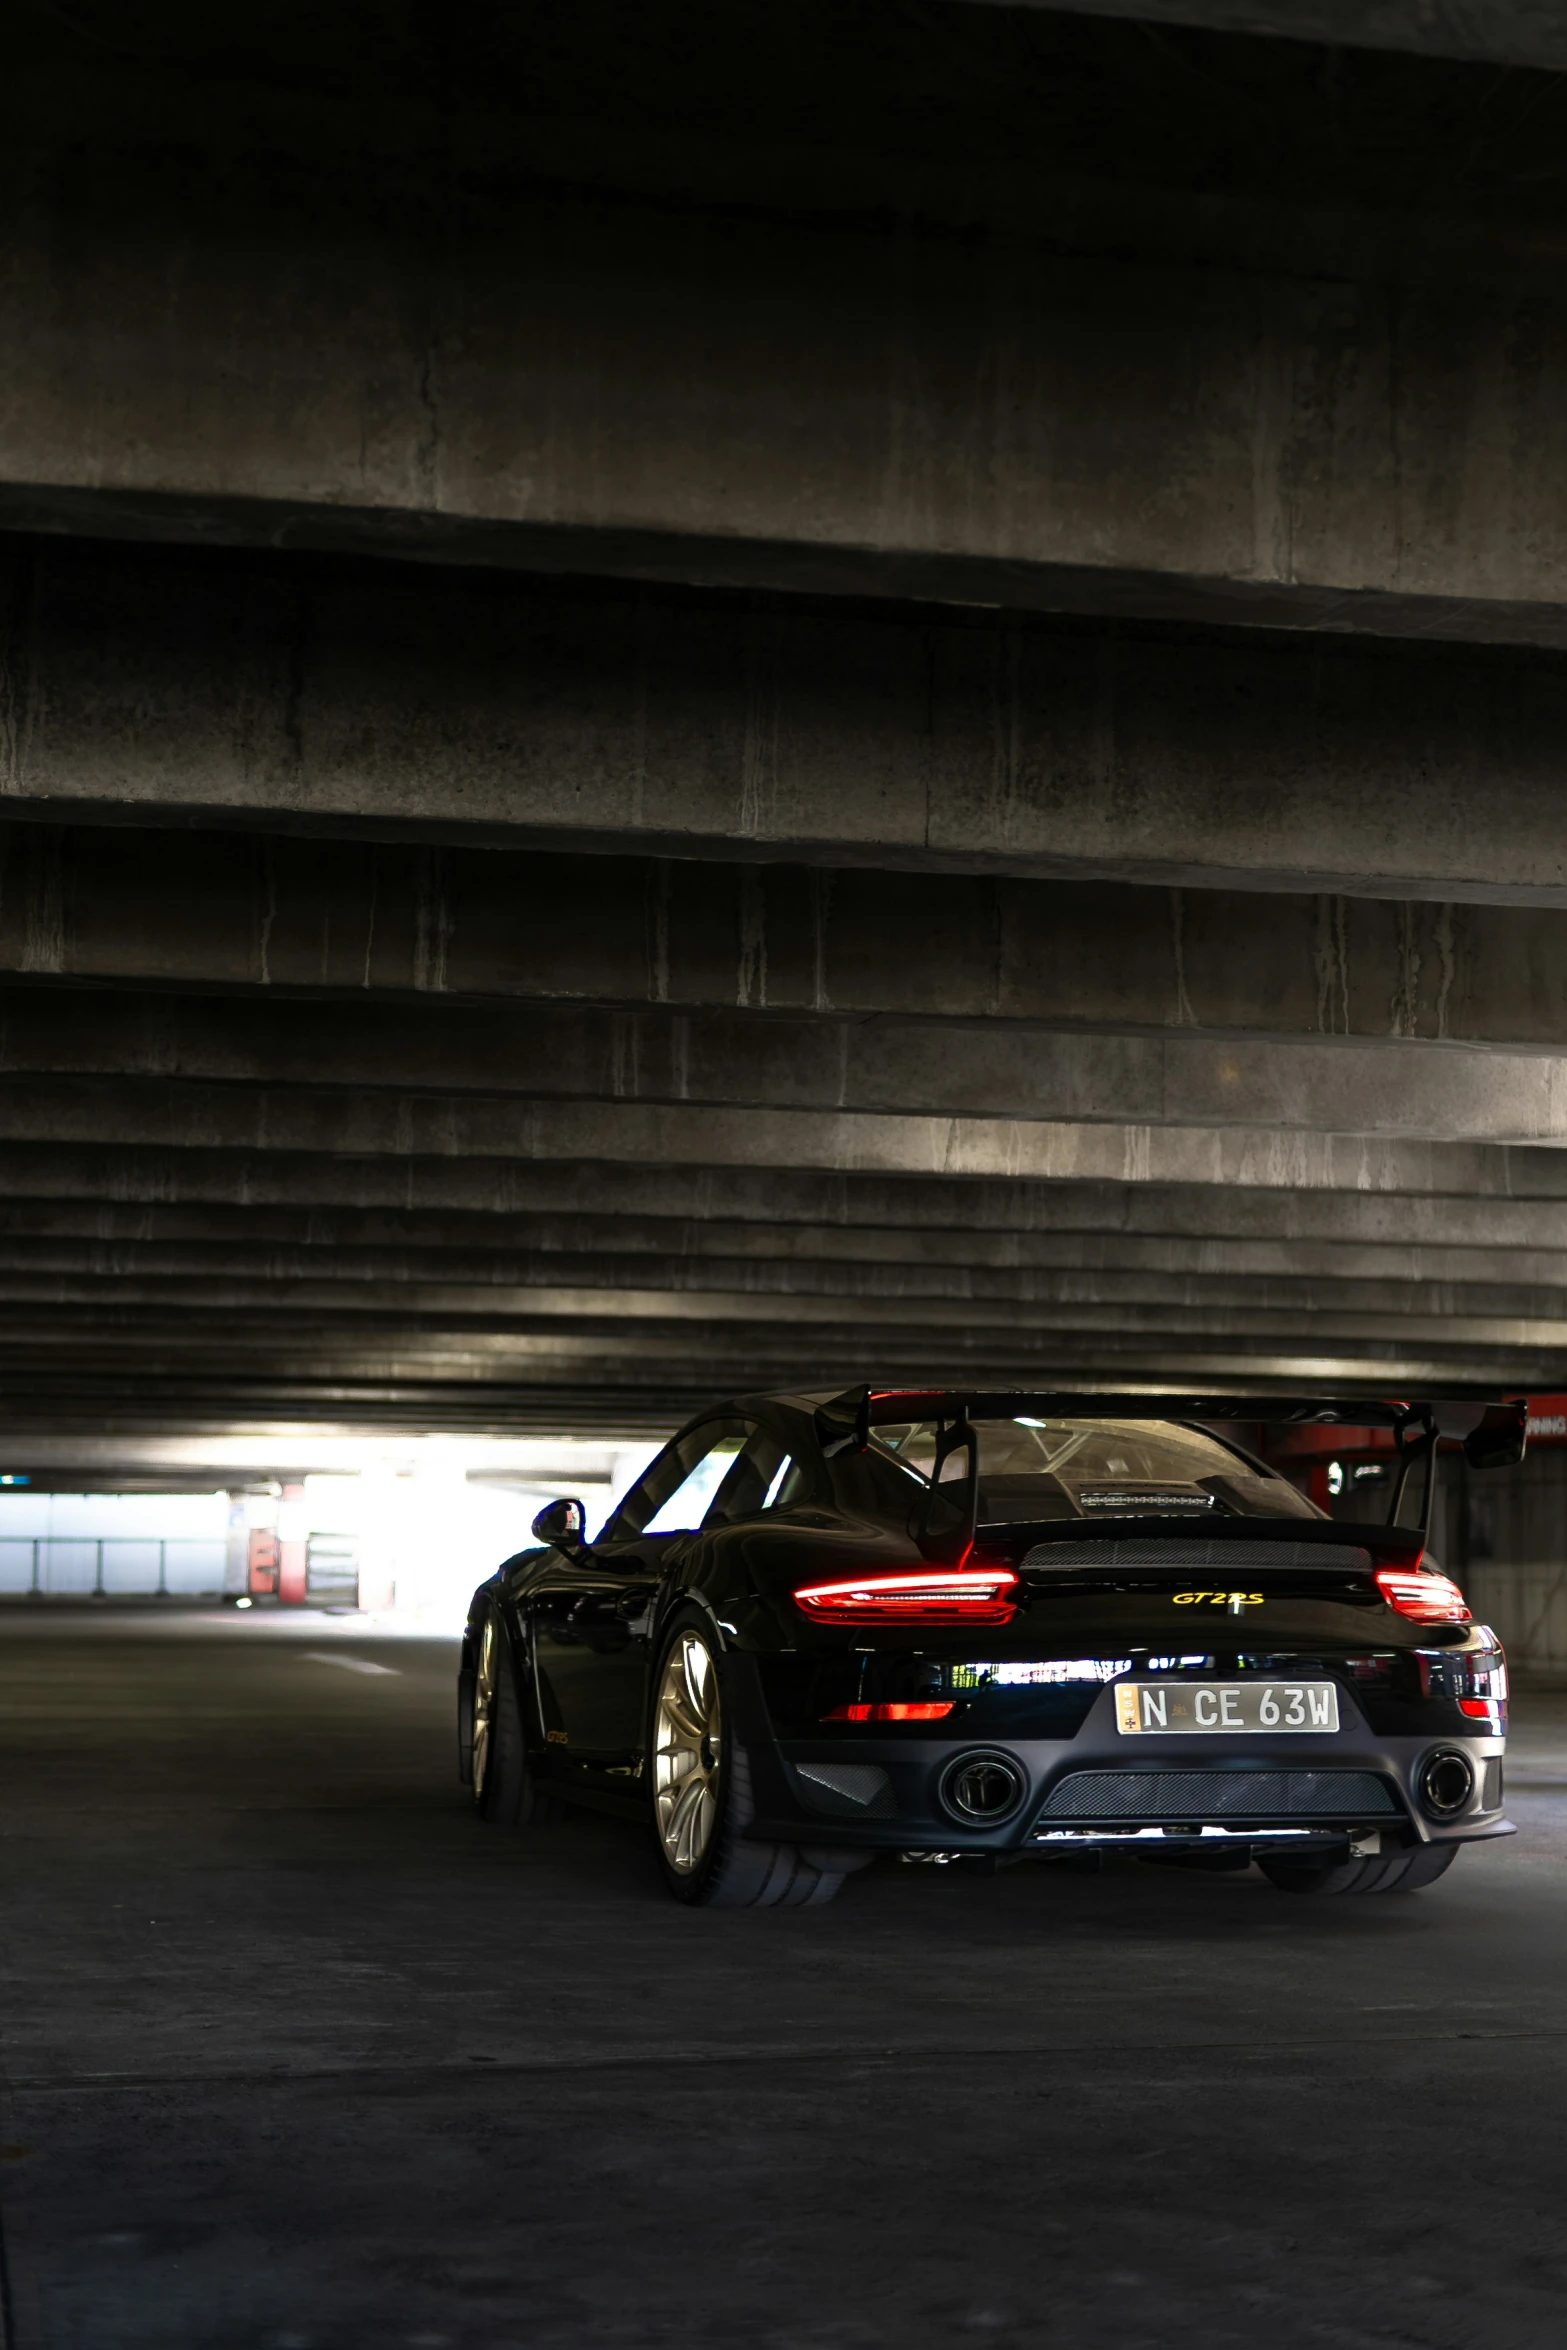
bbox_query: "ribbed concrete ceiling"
[2,0,1564,1436]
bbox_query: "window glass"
[606,1420,755,1540]
[762,1455,810,1511]
[868,1417,1319,1522]
[703,1429,813,1527]
[875,1417,1244,1484]
[602,1440,684,1543]
[645,1436,748,1533]
[826,1444,913,1518]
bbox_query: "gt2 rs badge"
[1173,1590,1264,1609]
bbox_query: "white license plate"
[1115,1681,1339,1735]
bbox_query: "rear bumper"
[748,1720,1509,1856]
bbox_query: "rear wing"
[812,1388,1529,1565]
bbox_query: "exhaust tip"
[938,1749,1028,1825]
[1417,1747,1475,1821]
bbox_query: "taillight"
[1376,1567,1471,1624]
[793,1569,1020,1625]
[821,1702,956,1722]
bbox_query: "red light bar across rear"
[1375,1566,1471,1624]
[793,1568,1020,1625]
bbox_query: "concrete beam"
[4,988,1567,1145]
[17,820,1567,1046]
[9,545,1567,906]
[0,1382,694,1439]
[6,1140,1567,1240]
[0,1354,1526,1439]
[0,1070,1554,1195]
[8,16,1567,646]
[6,1203,1567,1291]
[0,1304,1553,1408]
[7,1259,1564,1331]
[4,1237,1567,1334]
[2,1284,1558,1366]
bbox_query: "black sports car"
[457,1389,1524,1907]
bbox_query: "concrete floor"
[2,1611,1566,2350]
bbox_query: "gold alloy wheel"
[471,1615,496,1799]
[653,1629,722,1874]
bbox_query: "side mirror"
[532,1496,591,1553]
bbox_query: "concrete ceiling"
[2,0,1564,1437]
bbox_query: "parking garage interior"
[6,3,1567,2344]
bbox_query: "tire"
[1259,1843,1460,1895]
[470,1610,564,1829]
[650,1609,845,1908]
[457,1662,477,1785]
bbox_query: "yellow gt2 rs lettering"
[1172,1591,1264,1607]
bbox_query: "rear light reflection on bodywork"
[1415,1645,1507,1728]
[1375,1566,1471,1624]
[793,1569,1020,1625]
[821,1702,957,1722]
[1458,1658,1509,1729]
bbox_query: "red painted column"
[277,1483,307,1604]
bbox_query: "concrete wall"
[1459,1447,1567,1671]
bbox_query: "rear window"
[869,1416,1319,1524]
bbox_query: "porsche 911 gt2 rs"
[457,1388,1523,1907]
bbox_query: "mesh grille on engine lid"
[1021,1540,1373,1573]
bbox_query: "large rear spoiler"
[812,1389,1529,1565]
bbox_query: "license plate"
[1115,1681,1339,1735]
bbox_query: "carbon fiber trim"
[793,1761,897,1820]
[1037,1768,1398,1821]
[1021,1540,1372,1573]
